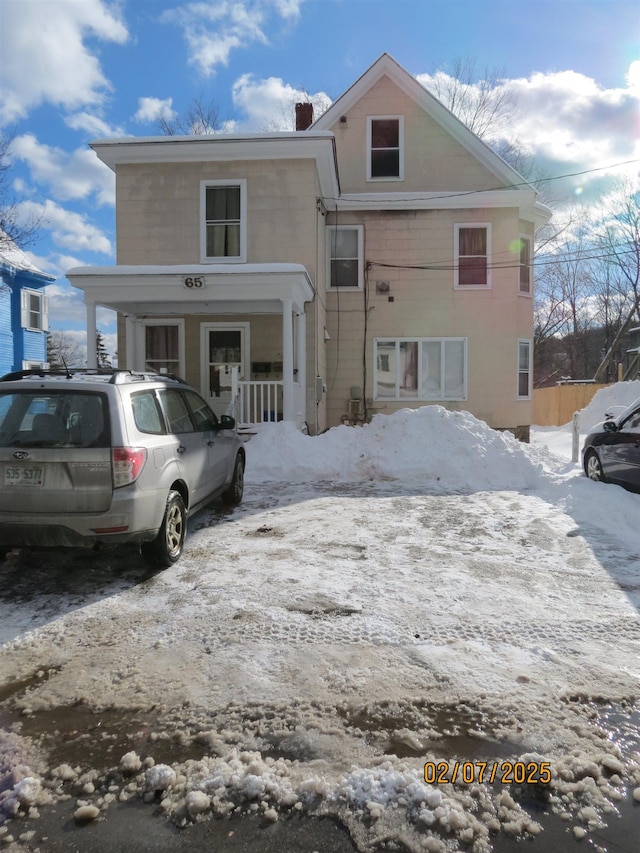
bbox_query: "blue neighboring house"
[0,231,54,375]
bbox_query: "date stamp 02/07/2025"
[423,761,552,786]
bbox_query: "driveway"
[1,472,639,852]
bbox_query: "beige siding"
[116,159,319,269]
[329,75,501,195]
[324,207,534,431]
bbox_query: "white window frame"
[518,234,532,296]
[454,223,492,289]
[21,288,48,331]
[22,360,48,370]
[517,339,532,399]
[373,337,467,401]
[139,319,186,378]
[200,179,247,263]
[326,225,364,290]
[367,116,404,181]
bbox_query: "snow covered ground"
[1,382,640,852]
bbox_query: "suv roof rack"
[0,368,186,385]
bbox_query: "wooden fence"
[532,384,611,427]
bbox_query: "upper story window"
[201,180,247,263]
[327,225,364,290]
[21,289,48,331]
[519,235,532,295]
[454,224,491,289]
[367,116,404,181]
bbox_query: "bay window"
[519,235,532,294]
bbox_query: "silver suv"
[0,369,245,567]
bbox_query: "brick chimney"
[295,102,313,131]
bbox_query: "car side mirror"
[603,420,618,433]
[219,415,236,430]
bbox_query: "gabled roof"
[312,53,533,192]
[0,230,54,283]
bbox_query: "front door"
[201,323,249,418]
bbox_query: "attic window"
[367,116,403,180]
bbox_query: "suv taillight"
[112,447,147,487]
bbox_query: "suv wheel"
[142,490,187,568]
[221,453,244,506]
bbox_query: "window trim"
[21,288,48,332]
[518,234,532,296]
[326,225,364,291]
[454,223,492,290]
[366,116,404,182]
[517,339,532,400]
[200,179,247,264]
[373,337,468,402]
[139,319,186,379]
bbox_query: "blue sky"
[0,0,639,359]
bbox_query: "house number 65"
[183,276,205,288]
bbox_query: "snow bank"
[575,380,640,432]
[246,406,556,490]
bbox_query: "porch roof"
[66,263,315,315]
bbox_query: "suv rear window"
[0,392,110,448]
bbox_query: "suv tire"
[142,490,187,568]
[221,454,244,506]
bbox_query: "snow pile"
[247,406,558,490]
[577,380,640,432]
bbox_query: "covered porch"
[66,263,314,429]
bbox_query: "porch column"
[295,308,306,429]
[125,316,138,369]
[85,301,97,369]
[281,298,294,423]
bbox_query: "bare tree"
[592,179,640,381]
[423,56,516,141]
[0,130,41,251]
[155,96,221,135]
[46,330,84,369]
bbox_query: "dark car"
[582,397,640,492]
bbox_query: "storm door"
[200,323,249,417]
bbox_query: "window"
[144,323,181,375]
[201,180,246,262]
[367,116,403,180]
[519,235,532,294]
[157,389,196,434]
[327,226,364,289]
[21,289,48,331]
[454,224,491,288]
[374,338,467,401]
[131,391,165,435]
[518,340,531,398]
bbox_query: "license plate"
[4,466,44,486]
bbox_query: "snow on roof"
[0,230,53,279]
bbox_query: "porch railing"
[238,380,284,425]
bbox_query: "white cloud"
[20,199,113,257]
[65,112,125,139]
[162,0,304,77]
[133,97,177,126]
[0,0,128,124]
[231,73,331,131]
[11,134,114,207]
[418,63,640,205]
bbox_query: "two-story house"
[67,54,551,438]
[0,231,53,375]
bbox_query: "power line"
[324,158,640,206]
